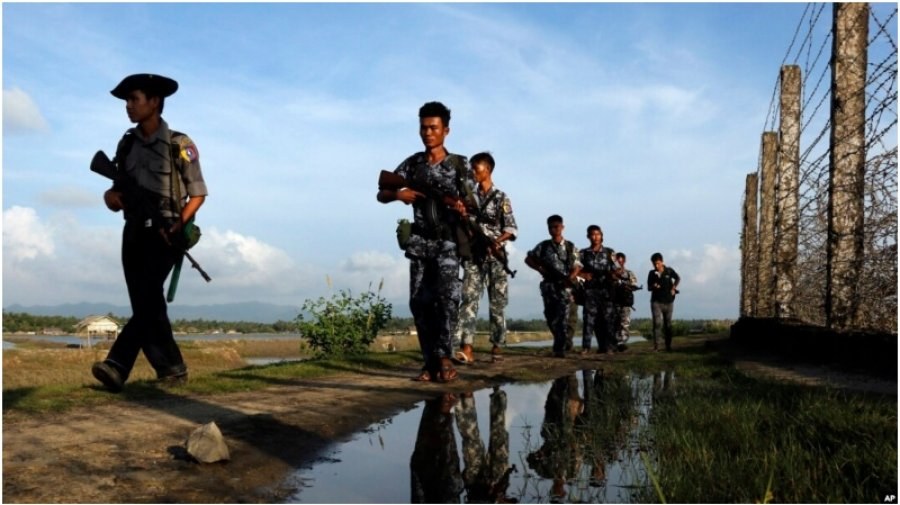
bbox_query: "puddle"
[244,357,306,366]
[284,369,675,503]
[510,335,646,348]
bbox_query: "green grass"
[634,355,897,503]
[3,350,421,415]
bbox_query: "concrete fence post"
[827,2,868,330]
[757,132,779,317]
[741,172,759,317]
[775,65,802,319]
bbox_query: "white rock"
[186,421,230,463]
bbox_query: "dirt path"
[3,337,893,503]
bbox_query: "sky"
[4,2,895,321]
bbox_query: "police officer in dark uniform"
[91,73,208,392]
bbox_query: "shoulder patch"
[180,144,199,163]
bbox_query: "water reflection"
[456,388,516,503]
[287,370,674,504]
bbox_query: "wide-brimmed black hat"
[110,73,178,99]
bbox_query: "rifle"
[91,150,211,295]
[461,202,517,278]
[378,169,462,208]
[378,168,469,252]
[378,170,517,277]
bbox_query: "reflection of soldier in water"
[527,371,639,500]
[410,393,464,503]
[526,374,583,501]
[455,386,517,503]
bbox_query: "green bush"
[296,281,392,358]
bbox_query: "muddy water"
[285,370,675,503]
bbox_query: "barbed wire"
[752,3,897,332]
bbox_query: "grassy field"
[626,349,897,504]
[3,332,895,503]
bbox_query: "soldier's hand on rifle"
[450,198,468,217]
[395,188,424,205]
[104,189,124,212]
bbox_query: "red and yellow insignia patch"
[180,144,199,163]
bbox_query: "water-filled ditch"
[285,369,675,503]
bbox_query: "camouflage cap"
[110,73,178,99]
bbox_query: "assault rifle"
[90,150,211,294]
[378,170,516,277]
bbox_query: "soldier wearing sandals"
[453,152,518,365]
[377,101,468,383]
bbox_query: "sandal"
[491,345,504,363]
[413,368,432,382]
[438,358,459,383]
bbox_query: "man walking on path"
[647,252,680,351]
[377,101,468,383]
[453,152,518,365]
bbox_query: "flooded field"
[285,369,674,503]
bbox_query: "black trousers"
[105,220,186,381]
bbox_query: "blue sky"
[4,3,894,320]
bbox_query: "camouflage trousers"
[616,305,632,345]
[455,388,511,500]
[454,259,509,348]
[409,252,461,365]
[540,281,572,354]
[582,289,618,352]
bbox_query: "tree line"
[3,310,733,337]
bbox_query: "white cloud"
[3,87,49,134]
[2,206,55,261]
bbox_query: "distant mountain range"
[3,302,303,323]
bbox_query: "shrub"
[296,281,392,358]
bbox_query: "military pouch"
[183,220,201,250]
[396,219,412,250]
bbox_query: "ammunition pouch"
[183,220,201,250]
[396,219,412,250]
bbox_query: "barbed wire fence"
[741,3,897,334]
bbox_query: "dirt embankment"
[3,336,893,503]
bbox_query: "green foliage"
[296,282,392,358]
[2,312,80,333]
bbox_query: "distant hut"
[75,315,120,341]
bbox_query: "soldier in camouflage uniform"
[454,387,514,502]
[377,102,468,383]
[577,225,619,354]
[453,152,518,364]
[612,252,640,351]
[525,215,582,357]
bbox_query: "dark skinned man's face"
[419,116,448,150]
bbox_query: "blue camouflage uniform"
[579,246,619,352]
[455,184,518,349]
[394,152,467,371]
[527,239,581,354]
